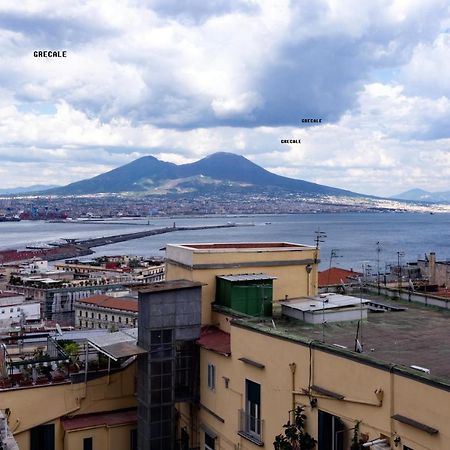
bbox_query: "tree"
[274,406,317,450]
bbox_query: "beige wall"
[196,320,449,450]
[64,423,136,450]
[4,363,137,449]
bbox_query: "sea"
[0,213,449,270]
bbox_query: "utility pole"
[326,249,342,292]
[397,251,405,290]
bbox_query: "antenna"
[313,229,327,265]
[326,249,342,292]
[376,242,382,294]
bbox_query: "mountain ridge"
[41,152,365,197]
[391,188,450,203]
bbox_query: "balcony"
[238,409,264,446]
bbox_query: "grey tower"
[137,280,202,450]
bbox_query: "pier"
[0,223,253,264]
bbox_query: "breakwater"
[0,223,253,264]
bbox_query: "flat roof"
[88,328,146,360]
[233,295,450,382]
[171,242,313,251]
[135,280,204,294]
[280,293,369,312]
[217,273,277,282]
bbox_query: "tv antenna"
[313,229,327,264]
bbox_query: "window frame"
[207,363,216,391]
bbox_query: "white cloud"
[0,0,448,195]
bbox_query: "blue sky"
[0,0,449,196]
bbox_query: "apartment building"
[75,294,138,329]
[0,329,142,450]
[134,242,450,450]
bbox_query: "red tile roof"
[197,326,231,356]
[62,408,137,431]
[0,291,22,298]
[76,294,138,312]
[318,267,362,286]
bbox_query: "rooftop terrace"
[170,242,313,251]
[232,295,450,384]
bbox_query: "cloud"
[0,0,449,195]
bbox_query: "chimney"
[429,252,436,285]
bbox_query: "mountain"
[42,152,364,197]
[391,188,450,203]
[0,184,60,195]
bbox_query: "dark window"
[245,379,261,438]
[83,437,93,450]
[205,432,215,450]
[403,447,414,450]
[181,428,189,450]
[207,363,215,390]
[30,424,55,450]
[130,429,137,450]
[318,410,344,450]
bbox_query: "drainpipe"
[389,365,396,440]
[289,363,297,417]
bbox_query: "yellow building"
[164,242,450,450]
[0,330,142,450]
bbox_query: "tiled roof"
[0,292,21,298]
[62,408,137,431]
[76,294,138,312]
[197,326,231,356]
[318,267,362,286]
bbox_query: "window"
[85,311,88,317]
[91,312,94,318]
[119,316,122,323]
[112,315,115,322]
[126,317,129,324]
[204,432,215,450]
[30,424,55,450]
[130,429,137,450]
[318,411,344,450]
[239,380,263,443]
[98,313,101,319]
[244,379,261,439]
[83,437,93,450]
[207,363,216,390]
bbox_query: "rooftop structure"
[166,242,319,324]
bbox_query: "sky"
[0,0,449,197]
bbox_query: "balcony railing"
[238,409,264,446]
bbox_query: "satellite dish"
[56,323,63,336]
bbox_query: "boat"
[0,216,21,222]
